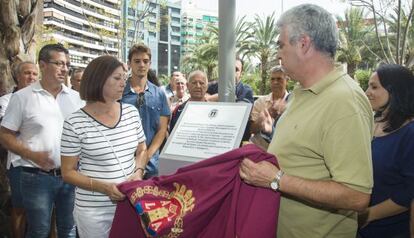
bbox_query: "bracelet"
[135,167,146,176]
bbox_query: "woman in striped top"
[61,55,147,238]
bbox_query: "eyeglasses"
[136,92,145,108]
[47,60,71,69]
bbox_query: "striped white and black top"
[61,103,146,209]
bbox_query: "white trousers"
[74,205,116,238]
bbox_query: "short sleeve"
[322,113,373,194]
[61,119,81,157]
[0,95,9,119]
[159,91,171,117]
[1,94,23,131]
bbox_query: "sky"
[192,0,350,20]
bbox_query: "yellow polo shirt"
[268,67,373,238]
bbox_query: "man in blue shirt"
[122,44,170,178]
[205,57,254,103]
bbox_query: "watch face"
[270,181,279,191]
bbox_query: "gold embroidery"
[130,182,196,237]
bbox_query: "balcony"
[89,0,118,9]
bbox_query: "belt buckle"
[43,168,59,176]
[50,169,57,176]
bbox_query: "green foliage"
[336,7,372,76]
[158,74,169,86]
[349,0,414,68]
[354,69,372,91]
[247,12,279,94]
[286,80,298,92]
[241,72,261,95]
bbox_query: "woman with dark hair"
[358,64,414,238]
[60,55,147,237]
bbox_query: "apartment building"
[180,0,218,56]
[124,0,181,75]
[43,0,120,68]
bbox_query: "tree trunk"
[347,62,357,79]
[260,59,268,95]
[0,0,40,96]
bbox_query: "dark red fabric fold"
[110,144,280,238]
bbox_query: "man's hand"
[26,151,55,171]
[239,158,279,188]
[268,98,287,119]
[258,109,273,134]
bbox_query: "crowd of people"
[0,3,413,238]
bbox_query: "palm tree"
[180,17,253,80]
[181,29,218,80]
[387,5,414,68]
[247,12,278,95]
[349,0,414,68]
[336,7,371,77]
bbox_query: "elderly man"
[162,71,184,99]
[239,4,373,238]
[0,44,83,237]
[249,66,289,148]
[0,62,38,119]
[122,44,170,178]
[169,70,208,132]
[0,61,38,238]
[169,76,189,111]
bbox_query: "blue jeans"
[20,169,76,238]
[7,165,24,208]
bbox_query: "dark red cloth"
[110,144,280,238]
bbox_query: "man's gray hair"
[277,4,338,58]
[188,70,208,83]
[270,65,285,74]
[12,61,36,84]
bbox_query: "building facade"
[43,0,120,68]
[43,0,181,76]
[180,0,218,56]
[123,0,182,76]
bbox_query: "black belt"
[21,167,61,176]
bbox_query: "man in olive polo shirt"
[239,4,373,238]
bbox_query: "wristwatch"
[270,170,284,191]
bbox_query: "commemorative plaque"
[159,102,252,175]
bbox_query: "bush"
[354,69,372,91]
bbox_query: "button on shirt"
[1,81,84,169]
[122,80,171,175]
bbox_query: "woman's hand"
[105,183,125,201]
[128,169,145,181]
